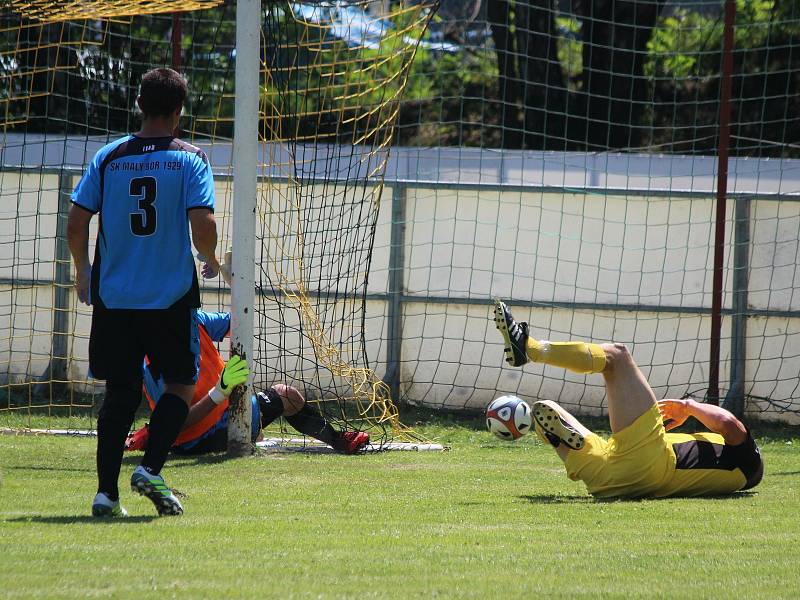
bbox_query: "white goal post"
[228,0,259,456]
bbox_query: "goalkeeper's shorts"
[564,404,674,499]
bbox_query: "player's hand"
[198,253,220,279]
[658,398,693,431]
[216,355,250,398]
[74,265,91,305]
[219,248,232,286]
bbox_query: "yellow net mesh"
[7,1,223,23]
[247,1,435,443]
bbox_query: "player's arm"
[189,207,219,276]
[658,398,748,445]
[182,395,219,430]
[183,355,249,430]
[127,393,226,450]
[66,204,94,305]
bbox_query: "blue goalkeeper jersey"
[71,135,215,309]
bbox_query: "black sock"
[97,380,142,501]
[285,403,338,447]
[141,392,188,475]
[257,390,284,429]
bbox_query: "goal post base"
[256,438,446,453]
[0,428,97,437]
[0,428,447,452]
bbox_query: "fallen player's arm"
[659,398,748,445]
[182,355,251,431]
[183,393,218,430]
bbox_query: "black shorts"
[89,304,199,385]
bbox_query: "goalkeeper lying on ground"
[125,308,369,456]
[494,299,763,499]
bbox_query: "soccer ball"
[486,395,532,440]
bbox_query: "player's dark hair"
[138,68,188,118]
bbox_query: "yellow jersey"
[564,405,764,499]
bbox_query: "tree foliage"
[647,0,800,156]
[2,1,798,157]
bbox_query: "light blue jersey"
[71,135,215,309]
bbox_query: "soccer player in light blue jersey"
[68,67,219,517]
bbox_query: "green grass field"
[1,418,799,599]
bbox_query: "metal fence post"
[36,172,72,398]
[384,182,406,403]
[723,196,750,418]
[52,173,72,381]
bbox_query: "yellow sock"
[525,339,606,374]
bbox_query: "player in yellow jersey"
[494,300,763,499]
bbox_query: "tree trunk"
[487,0,522,148]
[575,0,664,150]
[515,0,567,149]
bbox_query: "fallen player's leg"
[494,299,606,373]
[531,400,588,451]
[495,299,656,432]
[493,299,672,498]
[259,385,370,454]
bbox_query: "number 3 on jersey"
[130,176,157,236]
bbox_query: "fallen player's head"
[270,384,305,416]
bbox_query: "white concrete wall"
[2,159,799,422]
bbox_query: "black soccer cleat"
[493,299,529,367]
[533,420,563,448]
[532,402,585,450]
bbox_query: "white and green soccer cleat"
[130,466,183,516]
[91,492,128,518]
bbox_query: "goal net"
[376,0,800,423]
[3,0,800,432]
[251,2,437,444]
[0,0,436,443]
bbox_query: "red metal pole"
[708,0,737,405]
[171,12,183,137]
[171,12,182,69]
